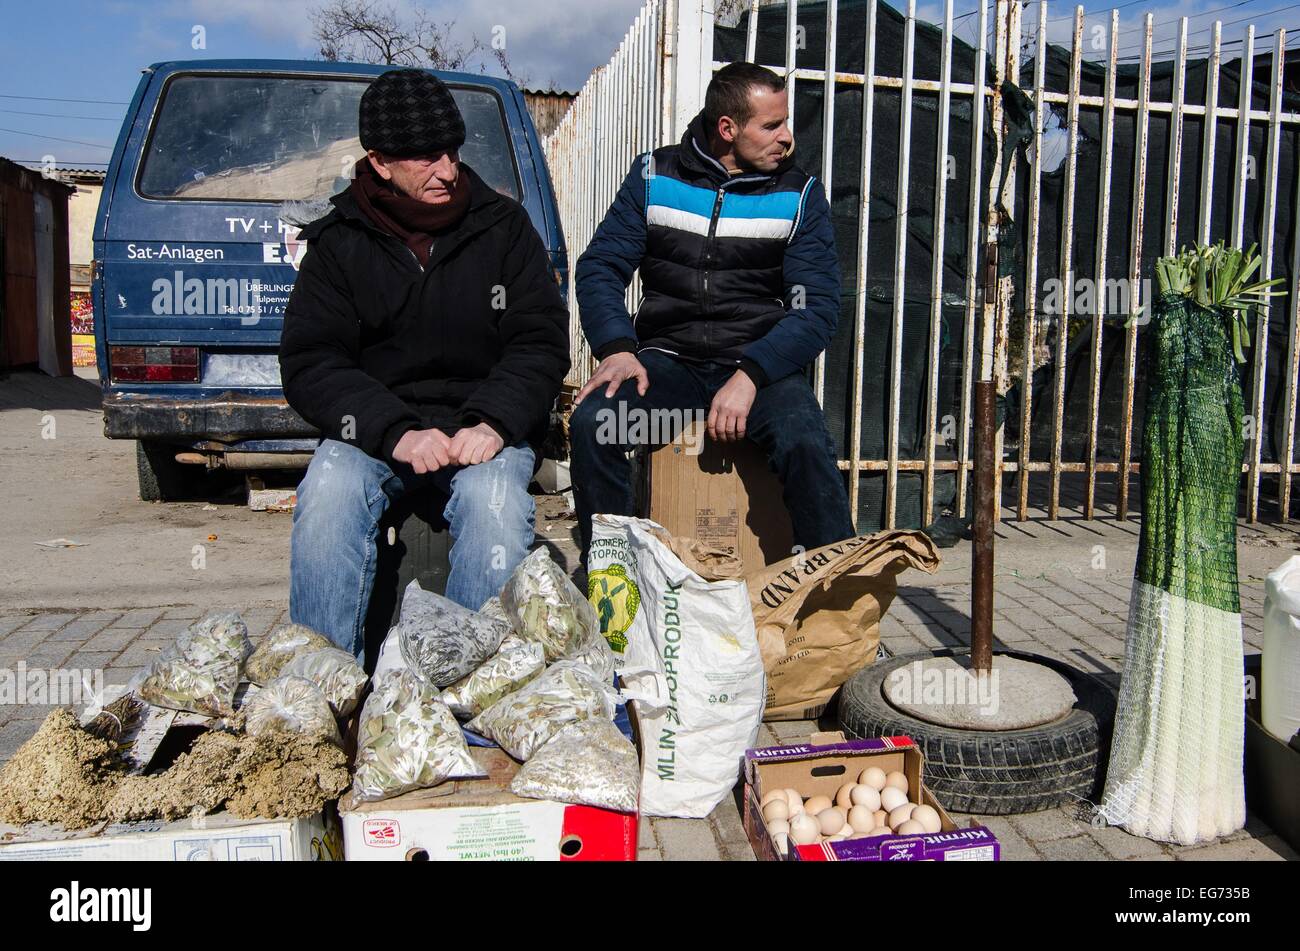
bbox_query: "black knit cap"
[359,69,466,157]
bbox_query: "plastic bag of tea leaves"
[467,660,619,761]
[500,548,606,665]
[282,647,368,718]
[510,719,640,812]
[351,668,481,803]
[398,581,509,688]
[440,636,545,720]
[478,596,511,627]
[137,613,252,717]
[244,622,333,685]
[242,675,341,745]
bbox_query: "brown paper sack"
[748,530,941,721]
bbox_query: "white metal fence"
[544,0,1300,525]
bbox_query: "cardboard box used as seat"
[644,420,794,569]
[743,732,1001,861]
[339,745,638,861]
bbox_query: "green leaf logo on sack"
[588,565,641,653]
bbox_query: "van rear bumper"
[102,392,317,442]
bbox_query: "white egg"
[879,786,908,812]
[858,766,887,790]
[762,798,790,823]
[911,804,942,834]
[761,788,787,809]
[885,771,909,794]
[784,789,805,813]
[817,807,847,836]
[790,813,821,845]
[866,825,893,838]
[771,831,790,855]
[804,794,833,815]
[766,817,790,836]
[888,803,917,829]
[835,783,858,810]
[873,809,890,828]
[847,804,876,832]
[849,785,881,811]
[897,819,926,835]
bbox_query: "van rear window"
[138,74,519,202]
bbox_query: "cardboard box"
[644,420,793,569]
[0,811,340,861]
[1245,653,1300,852]
[340,746,638,861]
[743,732,1001,862]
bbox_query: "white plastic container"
[1262,556,1300,742]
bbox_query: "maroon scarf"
[349,158,472,266]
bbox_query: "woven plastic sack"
[500,548,605,664]
[137,613,252,717]
[244,622,333,685]
[282,647,368,718]
[398,580,510,688]
[351,668,481,803]
[440,637,545,720]
[242,675,341,745]
[1098,295,1247,845]
[467,660,618,761]
[509,719,640,812]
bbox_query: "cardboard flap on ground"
[339,745,637,861]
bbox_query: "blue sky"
[1,0,1294,170]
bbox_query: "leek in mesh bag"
[242,675,341,745]
[281,647,367,718]
[1098,244,1280,845]
[137,613,252,717]
[500,548,607,665]
[351,668,480,803]
[244,622,333,685]
[440,637,545,720]
[467,660,618,761]
[509,719,640,812]
[398,580,510,688]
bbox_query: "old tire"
[837,649,1117,814]
[136,441,197,502]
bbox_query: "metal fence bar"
[847,0,880,527]
[1018,0,1047,521]
[1048,7,1084,521]
[1198,22,1222,247]
[786,0,799,131]
[956,0,988,519]
[814,0,839,406]
[1230,26,1255,250]
[923,0,954,526]
[886,0,918,529]
[1084,9,1119,519]
[1117,13,1153,522]
[1165,18,1188,257]
[1257,31,1286,519]
[746,0,759,62]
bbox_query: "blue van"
[93,60,566,500]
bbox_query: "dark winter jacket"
[278,164,570,465]
[575,111,840,385]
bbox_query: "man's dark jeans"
[570,350,855,557]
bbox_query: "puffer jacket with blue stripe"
[575,111,840,386]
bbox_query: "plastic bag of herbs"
[500,548,615,679]
[351,668,482,803]
[136,612,252,717]
[510,719,640,812]
[398,581,510,688]
[242,675,341,745]
[467,660,619,761]
[440,636,545,720]
[244,622,334,685]
[281,647,368,718]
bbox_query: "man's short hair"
[704,62,786,130]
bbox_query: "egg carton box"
[743,732,1001,862]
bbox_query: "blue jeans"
[570,350,855,556]
[289,438,536,656]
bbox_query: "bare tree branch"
[310,0,480,69]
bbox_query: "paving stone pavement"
[2,512,1297,863]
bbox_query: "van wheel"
[136,441,196,502]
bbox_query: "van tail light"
[110,346,200,382]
